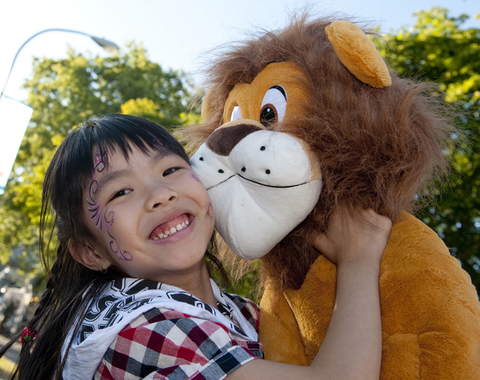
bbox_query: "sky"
[0,0,479,102]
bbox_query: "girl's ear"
[68,239,111,272]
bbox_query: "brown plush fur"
[183,14,456,290]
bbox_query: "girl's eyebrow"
[94,152,174,197]
[95,169,131,197]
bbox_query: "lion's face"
[191,62,322,260]
[184,18,451,288]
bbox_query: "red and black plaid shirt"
[95,296,262,380]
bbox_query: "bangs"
[88,113,188,165]
[69,114,188,192]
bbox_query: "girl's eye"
[110,189,131,201]
[163,167,181,176]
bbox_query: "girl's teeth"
[154,220,190,240]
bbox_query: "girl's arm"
[229,208,391,380]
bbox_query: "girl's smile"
[149,212,191,240]
[84,145,215,286]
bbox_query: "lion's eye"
[260,85,287,128]
[230,105,242,121]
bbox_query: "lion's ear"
[325,20,391,88]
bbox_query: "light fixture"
[0,29,119,193]
[0,96,33,193]
[1,28,119,98]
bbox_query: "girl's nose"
[145,184,178,210]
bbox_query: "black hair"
[45,113,191,257]
[0,114,226,379]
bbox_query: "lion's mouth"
[205,174,235,190]
[206,173,308,191]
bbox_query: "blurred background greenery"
[0,8,478,306]
[373,8,480,290]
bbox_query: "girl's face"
[83,144,215,286]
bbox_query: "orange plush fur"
[184,14,480,379]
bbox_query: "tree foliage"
[373,7,480,292]
[0,42,199,273]
[2,9,480,299]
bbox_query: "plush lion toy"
[184,15,480,379]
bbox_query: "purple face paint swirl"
[207,202,214,217]
[108,230,133,261]
[191,173,202,183]
[93,151,106,174]
[86,150,132,262]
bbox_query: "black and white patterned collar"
[74,277,256,345]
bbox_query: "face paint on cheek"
[107,225,133,262]
[87,150,108,230]
[191,173,202,183]
[86,150,132,262]
[103,209,132,262]
[207,202,214,218]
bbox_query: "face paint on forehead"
[93,150,107,175]
[86,148,132,262]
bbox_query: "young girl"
[0,114,391,380]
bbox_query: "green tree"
[373,7,480,292]
[0,42,199,274]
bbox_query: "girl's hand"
[313,207,392,267]
[233,207,390,380]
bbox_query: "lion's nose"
[206,120,265,156]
